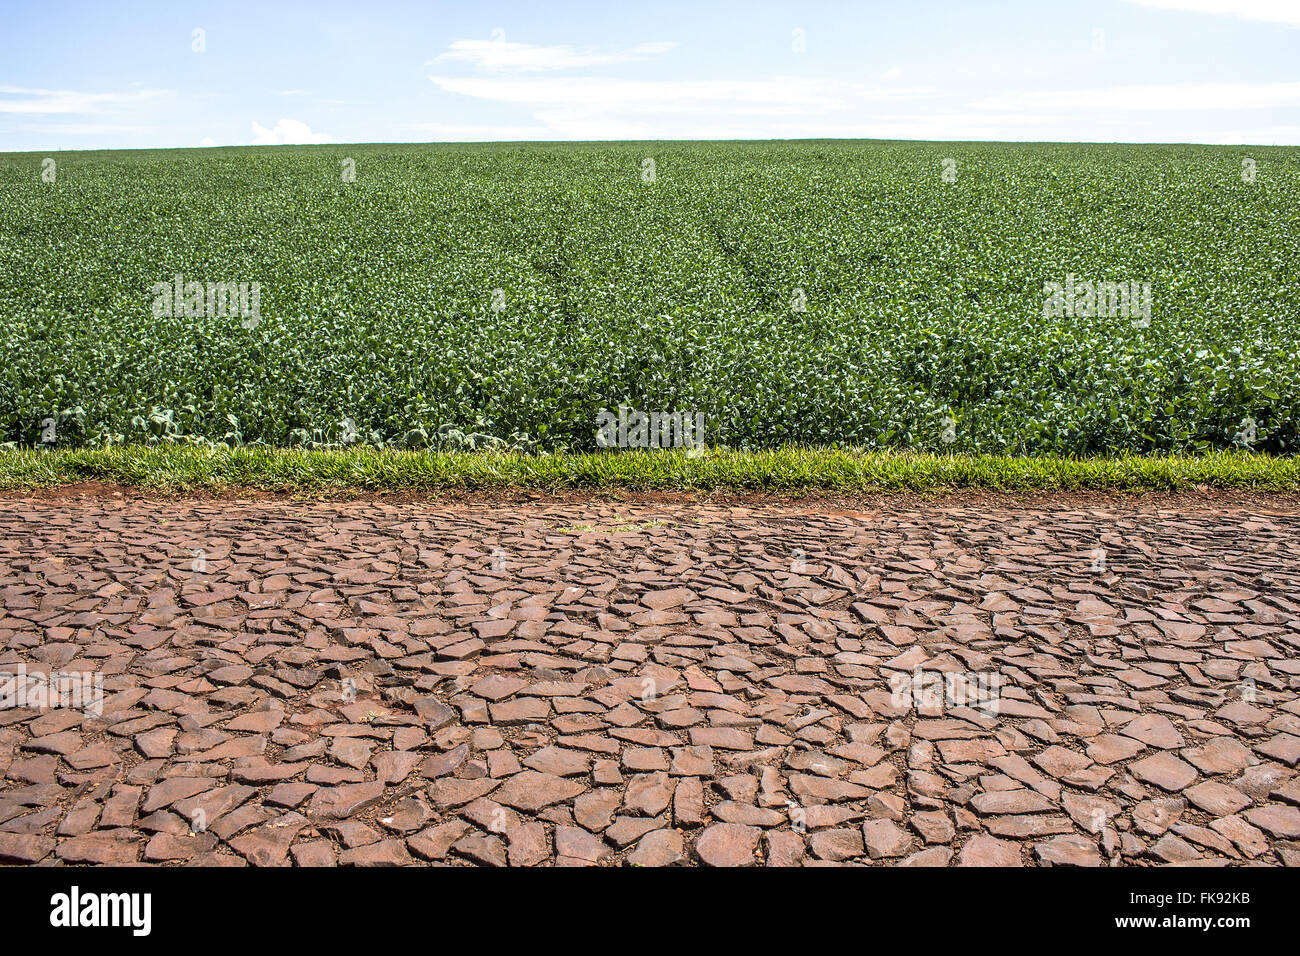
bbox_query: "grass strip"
[1,445,1296,493]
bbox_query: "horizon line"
[4,136,1296,156]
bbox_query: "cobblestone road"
[2,496,1298,866]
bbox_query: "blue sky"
[2,0,1298,151]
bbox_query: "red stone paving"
[1,496,1298,866]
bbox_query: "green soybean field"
[1,140,1297,454]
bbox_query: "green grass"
[3,140,1298,456]
[1,445,1296,493]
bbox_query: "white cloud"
[973,81,1300,112]
[278,89,307,96]
[1200,124,1300,144]
[399,123,554,140]
[881,67,905,82]
[249,118,334,144]
[423,70,957,140]
[12,123,151,134]
[197,137,218,147]
[1120,0,1300,28]
[429,74,939,117]
[0,85,166,115]
[752,113,1069,142]
[406,112,1065,143]
[433,38,677,72]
